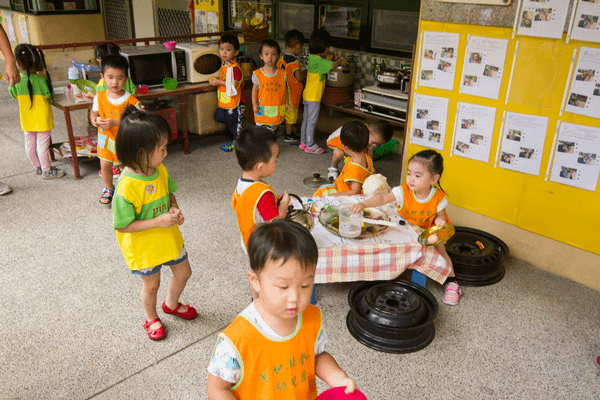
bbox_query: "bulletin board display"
[407,20,600,256]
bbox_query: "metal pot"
[376,66,403,85]
[326,63,356,88]
[285,194,314,231]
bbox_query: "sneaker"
[35,166,42,175]
[299,143,307,150]
[221,141,235,152]
[305,144,325,154]
[442,282,462,305]
[327,167,339,180]
[42,168,66,180]
[284,134,300,143]
[98,166,121,179]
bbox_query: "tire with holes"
[444,226,509,287]
[346,280,438,353]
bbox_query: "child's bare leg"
[434,243,453,270]
[140,272,162,329]
[331,148,345,169]
[165,258,192,311]
[100,159,114,190]
[286,123,293,137]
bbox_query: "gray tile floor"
[1,78,600,399]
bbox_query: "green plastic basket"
[373,139,399,161]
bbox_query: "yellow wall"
[0,10,104,46]
[406,20,600,290]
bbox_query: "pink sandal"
[162,301,197,319]
[143,318,165,340]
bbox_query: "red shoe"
[143,318,165,340]
[162,301,197,319]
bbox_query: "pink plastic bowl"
[136,84,148,94]
[164,41,176,51]
[316,387,368,400]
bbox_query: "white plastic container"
[338,205,363,238]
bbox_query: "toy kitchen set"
[357,66,410,123]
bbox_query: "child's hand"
[286,103,292,113]
[434,216,446,226]
[170,207,185,226]
[209,77,219,86]
[253,103,259,115]
[349,203,365,214]
[91,116,100,127]
[339,56,348,66]
[339,377,357,395]
[156,211,180,228]
[280,191,290,207]
[84,91,95,99]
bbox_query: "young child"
[113,106,196,340]
[313,121,374,197]
[252,39,287,133]
[300,28,346,154]
[210,33,245,152]
[90,54,141,205]
[84,42,137,99]
[207,219,357,399]
[9,44,65,180]
[327,120,394,180]
[350,150,462,305]
[277,29,305,143]
[232,126,291,298]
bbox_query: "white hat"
[363,174,391,197]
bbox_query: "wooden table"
[322,102,405,129]
[52,82,217,179]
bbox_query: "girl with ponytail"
[9,44,64,179]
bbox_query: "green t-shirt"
[303,54,333,102]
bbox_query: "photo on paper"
[583,0,599,3]
[424,49,436,60]
[416,109,429,119]
[568,93,588,108]
[557,140,575,154]
[534,8,553,22]
[413,129,424,139]
[501,152,516,164]
[521,11,534,28]
[421,70,433,80]
[577,152,597,165]
[441,47,454,58]
[461,119,475,129]
[437,60,452,73]
[575,68,595,82]
[519,147,535,159]
[426,120,440,130]
[483,65,499,78]
[559,166,577,179]
[456,141,469,153]
[577,14,599,30]
[470,134,484,145]
[468,52,482,64]
[594,84,600,96]
[463,75,478,86]
[506,129,522,142]
[429,132,441,143]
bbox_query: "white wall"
[131,0,155,39]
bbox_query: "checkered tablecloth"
[303,196,453,285]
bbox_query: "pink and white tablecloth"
[303,196,454,285]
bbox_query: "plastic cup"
[338,204,363,238]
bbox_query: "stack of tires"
[444,227,509,287]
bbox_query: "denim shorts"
[130,246,188,276]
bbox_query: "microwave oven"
[120,44,188,88]
[175,42,221,83]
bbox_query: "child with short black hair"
[277,29,305,143]
[91,54,141,204]
[113,106,196,341]
[10,43,65,180]
[313,121,374,197]
[300,28,346,154]
[207,219,357,399]
[350,150,462,305]
[232,126,291,299]
[210,33,245,152]
[85,42,136,99]
[326,120,394,179]
[252,39,287,132]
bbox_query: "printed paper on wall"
[452,103,497,163]
[460,36,509,100]
[410,94,450,151]
[516,0,570,39]
[498,112,549,176]
[564,46,600,119]
[419,32,460,91]
[570,0,600,44]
